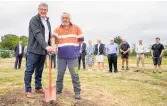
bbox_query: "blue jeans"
[24,52,46,92]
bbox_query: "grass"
[0,57,167,106]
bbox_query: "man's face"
[110,40,114,44]
[139,40,142,45]
[88,40,92,45]
[38,6,48,18]
[156,39,160,44]
[122,40,126,44]
[62,15,70,24]
[97,40,101,44]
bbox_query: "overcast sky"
[0,1,167,46]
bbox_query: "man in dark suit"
[24,2,54,98]
[94,40,105,72]
[14,41,24,70]
[78,41,86,70]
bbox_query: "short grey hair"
[38,2,48,8]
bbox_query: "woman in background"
[86,40,95,71]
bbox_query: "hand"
[46,46,53,53]
[123,51,126,54]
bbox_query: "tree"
[1,34,19,50]
[114,36,122,45]
[0,34,28,50]
[20,35,28,46]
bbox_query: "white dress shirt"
[19,45,22,54]
[135,44,145,54]
[41,17,49,43]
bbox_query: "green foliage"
[0,34,28,50]
[0,51,9,58]
[164,50,167,56]
[114,36,122,45]
[20,35,28,46]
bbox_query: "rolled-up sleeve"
[30,18,48,49]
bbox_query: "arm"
[160,45,165,57]
[116,44,119,56]
[30,18,49,50]
[77,26,84,42]
[106,44,108,55]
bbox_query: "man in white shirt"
[135,40,145,72]
[14,41,24,70]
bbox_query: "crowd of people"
[13,2,165,100]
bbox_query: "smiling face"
[62,13,70,25]
[38,4,48,18]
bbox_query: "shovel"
[44,54,56,102]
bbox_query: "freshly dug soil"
[0,89,97,106]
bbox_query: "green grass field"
[0,57,167,106]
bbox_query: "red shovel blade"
[44,86,56,102]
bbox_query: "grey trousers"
[56,57,81,94]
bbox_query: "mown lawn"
[0,57,167,106]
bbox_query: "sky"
[0,1,167,47]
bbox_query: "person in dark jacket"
[78,41,86,70]
[94,40,105,72]
[24,2,54,98]
[14,41,24,70]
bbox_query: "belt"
[108,53,117,55]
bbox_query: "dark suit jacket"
[79,43,86,57]
[94,43,104,55]
[15,45,24,56]
[27,14,51,55]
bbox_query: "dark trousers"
[107,54,118,72]
[51,54,56,68]
[15,54,23,69]
[78,54,86,70]
[24,52,46,92]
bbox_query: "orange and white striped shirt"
[54,23,84,58]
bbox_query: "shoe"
[25,92,35,99]
[74,93,81,100]
[134,70,139,72]
[35,88,45,94]
[126,67,130,70]
[56,91,62,95]
[114,71,118,73]
[121,66,124,70]
[153,71,156,73]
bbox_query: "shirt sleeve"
[128,44,130,48]
[151,45,154,50]
[161,44,165,50]
[77,26,84,41]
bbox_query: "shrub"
[0,51,10,58]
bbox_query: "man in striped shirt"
[51,12,84,99]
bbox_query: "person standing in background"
[151,37,164,74]
[78,41,86,70]
[106,38,119,73]
[135,40,145,73]
[14,41,24,70]
[120,39,130,70]
[86,40,95,71]
[94,40,105,72]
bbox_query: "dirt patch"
[0,88,98,106]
